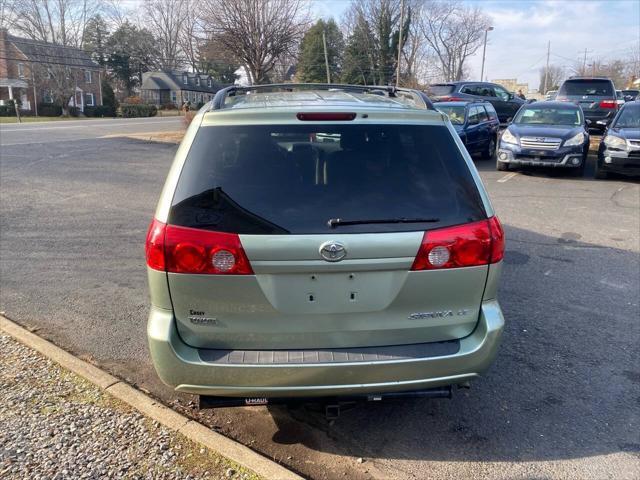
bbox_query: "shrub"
[69,106,81,117]
[37,103,62,117]
[0,100,16,116]
[85,105,117,117]
[160,102,178,110]
[120,103,157,118]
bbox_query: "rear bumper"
[147,300,505,397]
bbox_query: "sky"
[310,0,640,90]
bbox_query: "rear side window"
[170,124,486,234]
[428,84,455,96]
[483,104,498,120]
[467,105,489,123]
[559,80,614,97]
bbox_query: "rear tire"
[483,137,496,160]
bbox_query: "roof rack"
[210,83,435,111]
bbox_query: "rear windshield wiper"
[327,217,440,228]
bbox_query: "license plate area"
[255,271,408,314]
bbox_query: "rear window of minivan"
[559,79,615,97]
[169,124,486,234]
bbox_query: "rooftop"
[7,34,98,69]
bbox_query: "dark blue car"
[434,101,500,159]
[596,101,640,179]
[496,101,590,175]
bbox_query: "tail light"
[145,219,166,271]
[411,217,504,271]
[599,100,617,109]
[145,219,253,275]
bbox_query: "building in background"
[491,78,529,96]
[0,28,102,114]
[140,71,228,107]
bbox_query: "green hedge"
[84,105,116,117]
[37,104,62,116]
[120,104,157,118]
[0,100,16,116]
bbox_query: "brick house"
[0,28,102,114]
[140,71,228,107]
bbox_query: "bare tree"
[418,0,491,82]
[201,0,309,84]
[9,0,102,47]
[625,43,640,87]
[179,0,204,72]
[538,64,564,94]
[102,0,130,28]
[0,0,17,29]
[143,0,187,70]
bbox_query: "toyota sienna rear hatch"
[159,118,502,350]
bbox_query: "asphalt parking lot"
[1,132,638,479]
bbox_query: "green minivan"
[145,85,505,403]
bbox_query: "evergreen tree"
[297,19,344,83]
[101,77,118,111]
[105,22,159,95]
[83,15,109,66]
[342,15,376,85]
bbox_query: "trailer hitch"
[199,386,453,420]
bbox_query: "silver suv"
[145,84,505,404]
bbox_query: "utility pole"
[582,48,589,75]
[396,0,405,88]
[543,40,550,95]
[322,30,331,84]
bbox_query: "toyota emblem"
[319,241,347,262]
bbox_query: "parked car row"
[496,99,639,179]
[431,76,639,179]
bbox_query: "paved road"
[0,116,183,146]
[1,134,639,479]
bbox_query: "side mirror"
[508,93,515,100]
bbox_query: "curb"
[0,315,304,480]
